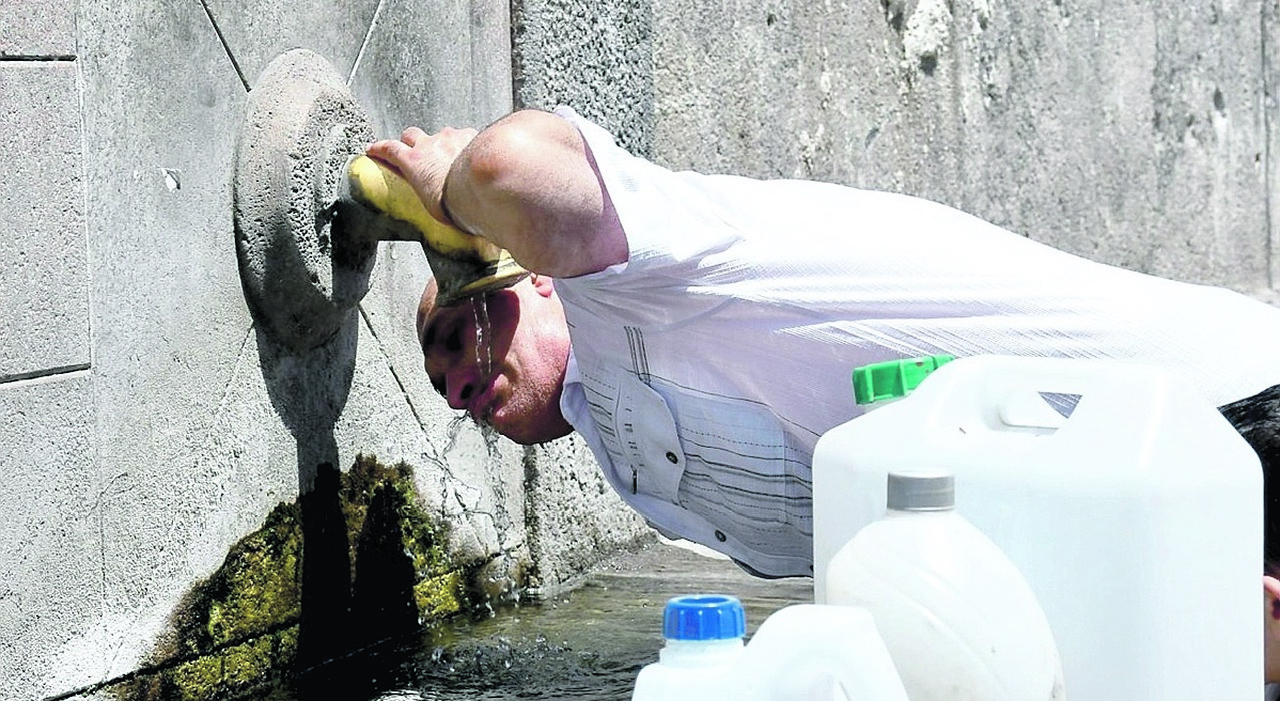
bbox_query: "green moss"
[415,570,464,619]
[220,635,274,687]
[122,454,484,701]
[203,502,304,648]
[164,654,221,701]
[127,627,295,701]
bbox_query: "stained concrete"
[1266,0,1280,287]
[0,61,89,381]
[948,0,1270,288]
[643,0,1272,291]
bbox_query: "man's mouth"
[468,378,498,425]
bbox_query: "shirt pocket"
[615,372,687,503]
[648,378,808,529]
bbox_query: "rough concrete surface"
[511,0,655,156]
[1265,0,1280,288]
[522,434,656,596]
[950,0,1269,288]
[0,61,89,381]
[0,0,75,57]
[0,372,96,698]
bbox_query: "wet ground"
[273,542,812,701]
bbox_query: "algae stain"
[119,454,488,701]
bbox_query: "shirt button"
[715,530,727,542]
[666,451,679,464]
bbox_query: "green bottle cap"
[853,354,955,405]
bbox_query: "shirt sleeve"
[551,106,750,325]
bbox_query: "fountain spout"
[233,48,526,352]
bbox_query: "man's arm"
[366,109,628,279]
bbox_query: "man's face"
[418,275,573,445]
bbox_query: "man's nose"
[445,369,477,410]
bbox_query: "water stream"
[472,295,492,386]
[257,542,811,700]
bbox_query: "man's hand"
[368,111,628,278]
[366,126,479,227]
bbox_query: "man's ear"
[1266,575,1280,683]
[530,273,556,298]
[1266,575,1280,622]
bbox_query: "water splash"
[443,414,471,453]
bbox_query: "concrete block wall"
[5,0,1280,699]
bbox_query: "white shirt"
[552,106,1280,577]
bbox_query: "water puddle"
[251,543,811,700]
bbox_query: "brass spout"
[337,155,529,307]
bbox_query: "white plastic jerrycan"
[631,594,909,701]
[827,470,1063,701]
[813,355,1262,700]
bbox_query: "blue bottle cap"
[662,594,746,641]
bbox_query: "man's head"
[417,274,573,445]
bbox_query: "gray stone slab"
[0,61,89,380]
[78,0,253,468]
[0,0,75,56]
[200,0,380,92]
[349,0,513,139]
[0,372,99,699]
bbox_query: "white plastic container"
[813,355,1263,700]
[827,470,1063,701]
[631,595,747,700]
[632,595,908,701]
